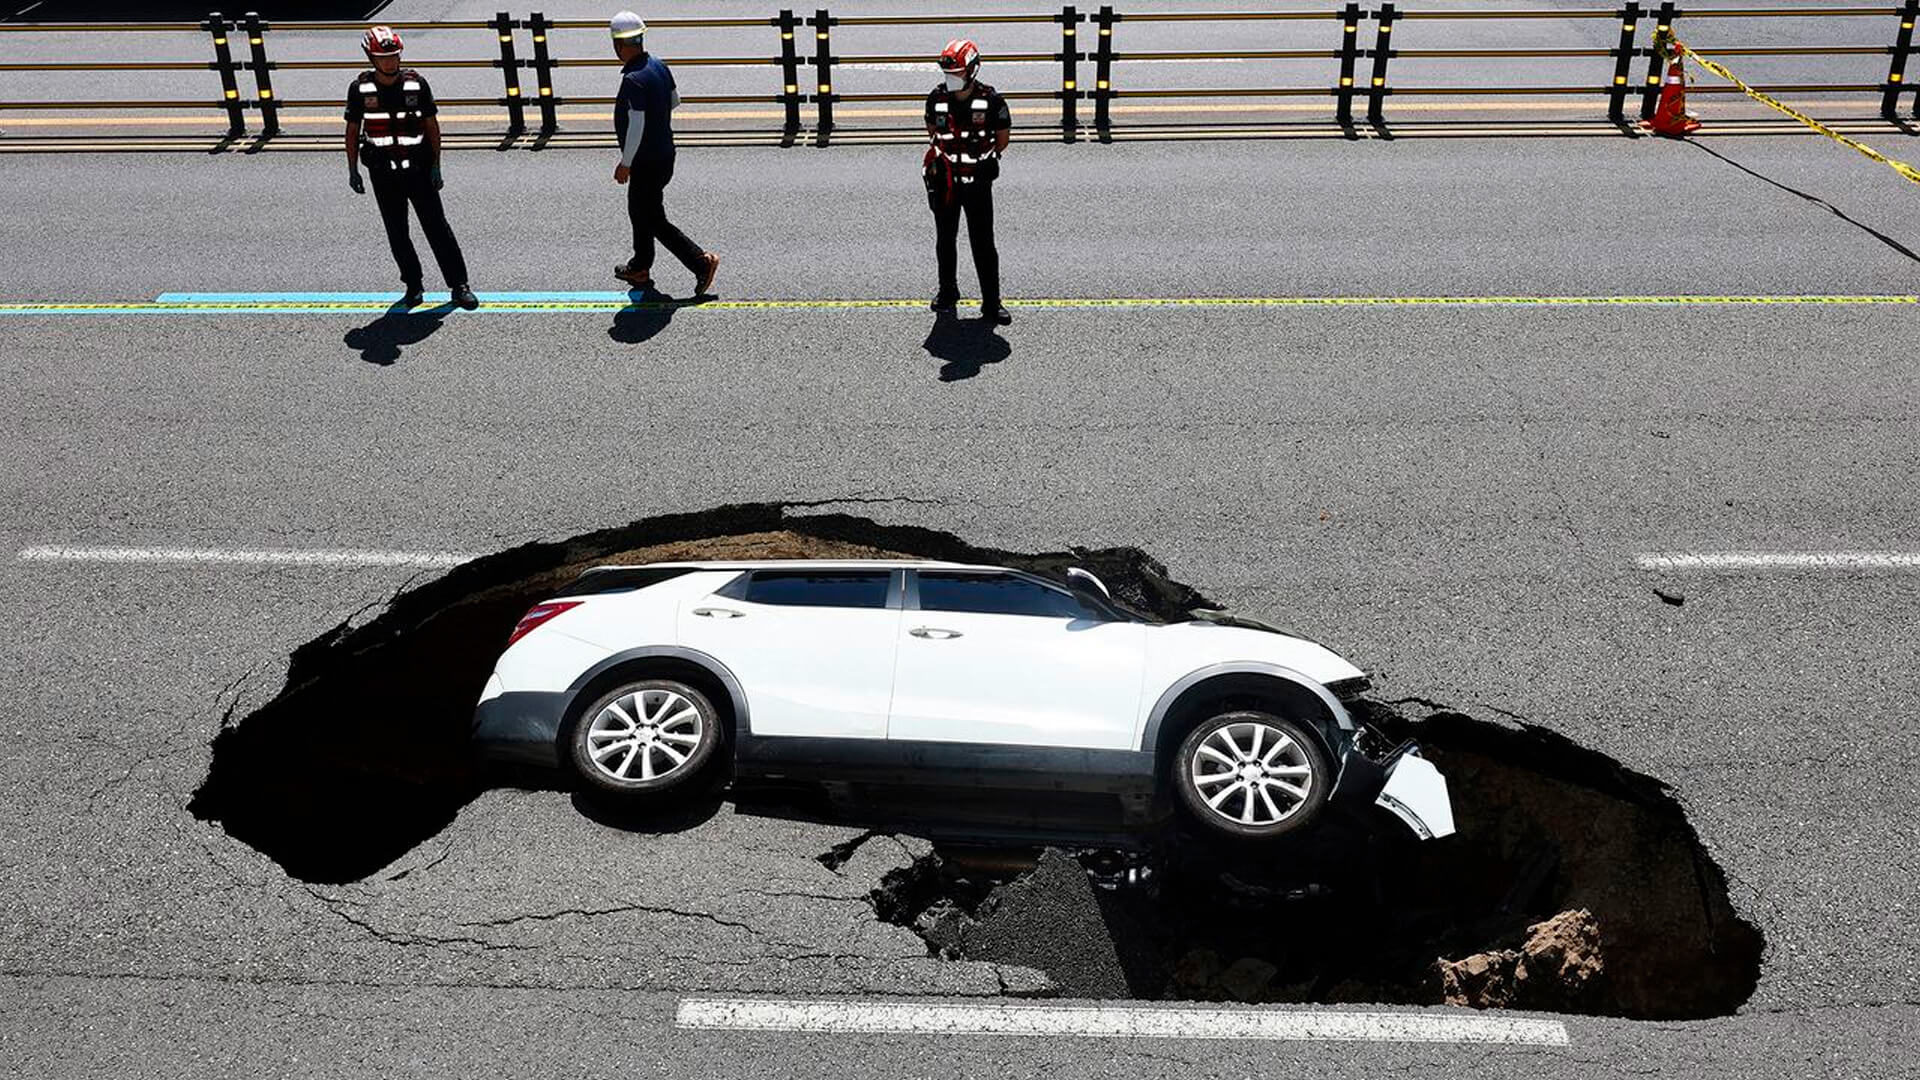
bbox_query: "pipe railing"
[0,4,1912,145]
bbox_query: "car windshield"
[1030,570,1164,624]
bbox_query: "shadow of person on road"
[609,287,709,345]
[923,311,1011,382]
[343,300,456,366]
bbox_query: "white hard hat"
[610,11,646,40]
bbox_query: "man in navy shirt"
[610,11,720,295]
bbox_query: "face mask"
[943,72,969,92]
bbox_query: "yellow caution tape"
[1680,43,1920,186]
[3,295,1920,315]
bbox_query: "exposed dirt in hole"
[189,501,1760,1018]
[857,699,1762,1020]
[188,501,1211,883]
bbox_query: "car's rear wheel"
[568,680,723,798]
[1174,710,1331,839]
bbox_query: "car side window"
[741,570,891,609]
[917,572,1105,620]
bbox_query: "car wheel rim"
[586,688,705,783]
[1190,720,1314,827]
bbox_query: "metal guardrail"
[0,4,1914,146]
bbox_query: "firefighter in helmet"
[344,26,476,309]
[924,39,1012,325]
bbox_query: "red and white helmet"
[362,25,404,57]
[938,38,980,78]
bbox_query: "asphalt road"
[4,37,1920,1080]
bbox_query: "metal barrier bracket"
[241,11,277,137]
[493,11,526,137]
[1366,3,1396,127]
[205,12,246,138]
[1336,2,1361,128]
[1885,0,1918,120]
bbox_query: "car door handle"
[691,607,744,619]
[910,626,962,639]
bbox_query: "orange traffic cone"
[1642,46,1701,137]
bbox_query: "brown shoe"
[694,252,720,296]
[614,262,652,289]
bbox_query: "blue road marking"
[1,293,1916,316]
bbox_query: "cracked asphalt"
[4,24,1920,1077]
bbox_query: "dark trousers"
[931,180,999,307]
[369,162,468,290]
[627,156,706,277]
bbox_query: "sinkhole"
[188,500,1760,1019]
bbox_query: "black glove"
[348,167,365,194]
[432,165,444,192]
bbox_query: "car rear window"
[555,566,695,597]
[742,569,892,609]
[917,572,1105,620]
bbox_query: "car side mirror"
[1065,566,1111,599]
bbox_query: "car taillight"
[506,600,583,647]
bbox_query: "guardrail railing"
[0,4,1914,147]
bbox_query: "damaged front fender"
[1330,737,1456,841]
[1375,750,1456,840]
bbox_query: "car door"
[887,570,1147,750]
[676,568,902,739]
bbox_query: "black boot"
[399,284,425,309]
[931,289,959,313]
[982,301,1011,326]
[452,285,479,310]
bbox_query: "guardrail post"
[810,9,834,146]
[205,12,247,138]
[492,11,525,137]
[1608,2,1641,123]
[528,10,557,137]
[1093,5,1114,138]
[1060,5,1079,143]
[1336,2,1361,128]
[1884,0,1917,120]
[1366,2,1396,127]
[1640,0,1676,120]
[777,9,803,142]
[242,11,277,137]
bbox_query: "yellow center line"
[3,294,1917,315]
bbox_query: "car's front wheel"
[1173,710,1331,839]
[568,679,723,798]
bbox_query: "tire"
[1173,710,1332,840]
[568,679,724,798]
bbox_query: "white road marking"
[674,998,1571,1045]
[17,545,476,569]
[1635,551,1920,572]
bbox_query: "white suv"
[473,560,1453,842]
